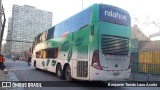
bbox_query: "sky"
[2,0,160,43]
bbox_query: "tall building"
[9,5,52,56]
[5,17,12,57]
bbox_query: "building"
[132,25,150,41]
[131,25,160,75]
[131,24,160,51]
[131,24,150,54]
[5,17,12,57]
[139,40,160,51]
[7,5,52,56]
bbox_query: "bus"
[32,3,132,81]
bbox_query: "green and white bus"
[32,3,132,81]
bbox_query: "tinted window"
[54,24,61,38]
[47,27,54,40]
[71,7,92,32]
[46,48,58,58]
[51,7,92,38]
[60,20,71,36]
[36,51,41,58]
[36,48,58,59]
[83,8,92,27]
[71,13,83,32]
[40,31,48,42]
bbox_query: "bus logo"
[104,10,127,21]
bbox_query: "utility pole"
[82,0,83,10]
[0,0,2,53]
[0,0,6,53]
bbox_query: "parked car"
[13,56,19,60]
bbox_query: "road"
[4,58,160,90]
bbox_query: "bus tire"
[56,64,63,79]
[34,61,36,67]
[65,65,72,81]
[34,61,38,70]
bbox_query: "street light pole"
[0,0,2,53]
[0,1,6,54]
[0,0,1,16]
[82,0,83,10]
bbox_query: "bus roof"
[34,3,130,42]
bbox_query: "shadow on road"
[32,69,122,88]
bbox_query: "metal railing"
[131,62,160,78]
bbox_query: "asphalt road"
[4,58,160,90]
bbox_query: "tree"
[143,17,160,38]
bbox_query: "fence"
[130,39,160,81]
[131,63,160,81]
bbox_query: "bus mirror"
[91,25,94,36]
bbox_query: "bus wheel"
[56,64,63,79]
[34,61,36,67]
[34,61,38,70]
[65,65,72,81]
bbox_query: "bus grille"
[77,61,88,77]
[101,34,129,55]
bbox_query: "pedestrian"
[28,52,32,66]
[0,54,5,70]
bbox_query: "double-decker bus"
[32,3,132,81]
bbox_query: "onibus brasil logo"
[2,82,42,87]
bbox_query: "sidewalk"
[0,69,8,90]
[0,58,24,90]
[130,72,160,81]
[0,69,8,80]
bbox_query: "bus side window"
[42,50,47,58]
[46,48,58,59]
[36,51,41,58]
[44,50,47,58]
[54,24,61,38]
[40,51,43,58]
[54,48,58,58]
